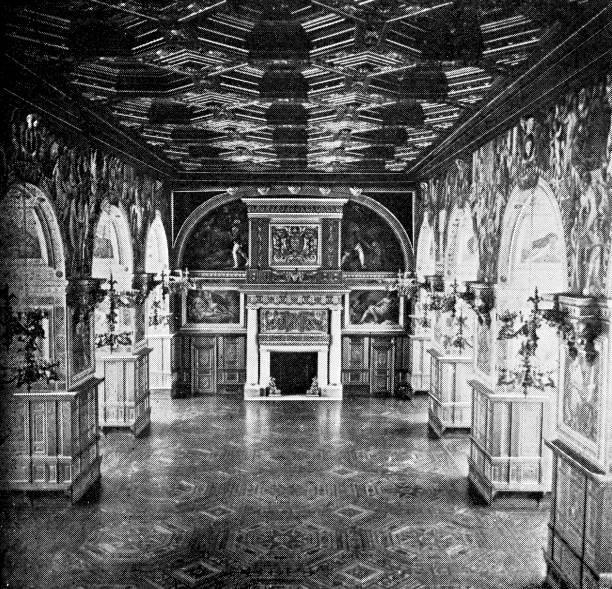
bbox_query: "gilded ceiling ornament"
[349,187,363,197]
[226,187,238,195]
[319,187,332,195]
[257,187,270,195]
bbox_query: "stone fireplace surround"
[244,293,343,400]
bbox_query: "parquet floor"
[0,396,548,588]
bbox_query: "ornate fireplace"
[172,186,414,401]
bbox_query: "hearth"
[270,351,317,395]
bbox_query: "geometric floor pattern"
[0,396,548,588]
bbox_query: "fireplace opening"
[270,351,318,395]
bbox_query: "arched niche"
[0,182,66,281]
[145,213,169,276]
[416,218,436,282]
[144,212,170,336]
[91,203,134,290]
[0,182,66,378]
[499,179,568,295]
[497,179,569,374]
[443,205,479,285]
[91,203,134,353]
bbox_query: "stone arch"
[174,188,414,270]
[443,205,479,284]
[498,178,568,293]
[415,217,435,281]
[91,201,134,290]
[1,182,67,279]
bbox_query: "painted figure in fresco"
[355,292,398,324]
[230,219,249,268]
[187,291,237,323]
[341,229,367,269]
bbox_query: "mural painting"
[425,73,612,295]
[341,202,403,271]
[562,345,600,444]
[182,201,249,270]
[70,311,92,378]
[3,110,163,277]
[520,232,562,264]
[349,290,399,326]
[260,309,328,333]
[186,290,240,324]
[476,321,492,375]
[270,224,319,267]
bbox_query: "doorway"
[270,351,318,395]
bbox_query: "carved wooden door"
[370,337,393,397]
[217,335,246,395]
[192,337,215,394]
[341,336,370,396]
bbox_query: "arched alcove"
[443,205,479,284]
[0,182,67,372]
[144,213,169,276]
[498,178,569,376]
[91,203,134,371]
[1,183,66,280]
[415,218,435,282]
[143,212,172,396]
[91,204,134,289]
[498,179,568,294]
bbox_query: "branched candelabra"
[497,288,554,396]
[0,286,59,391]
[95,275,133,352]
[160,268,196,300]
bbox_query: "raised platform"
[244,384,342,400]
[245,394,342,401]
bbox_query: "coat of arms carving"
[270,224,320,267]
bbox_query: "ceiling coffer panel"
[7,0,586,172]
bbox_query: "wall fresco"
[341,202,403,271]
[562,345,600,444]
[425,73,612,295]
[2,109,164,277]
[70,311,92,378]
[348,290,399,325]
[476,321,492,375]
[182,201,249,270]
[186,290,240,324]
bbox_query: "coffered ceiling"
[5,0,591,175]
